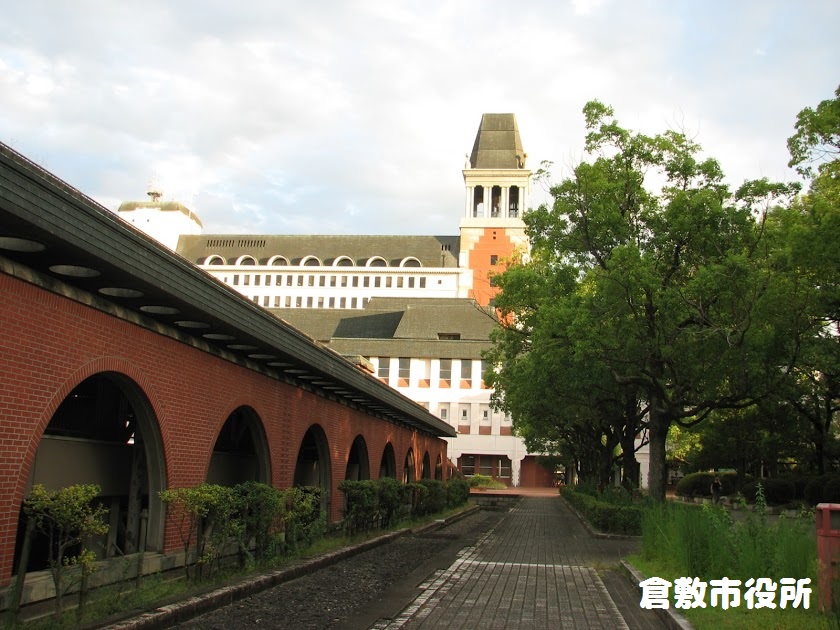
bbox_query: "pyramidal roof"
[468,113,526,169]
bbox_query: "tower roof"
[468,114,526,169]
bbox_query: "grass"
[13,503,475,629]
[630,494,832,630]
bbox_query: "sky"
[2,1,838,236]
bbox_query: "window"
[330,276,337,287]
[490,254,498,265]
[297,275,304,286]
[352,276,359,287]
[398,357,410,387]
[419,277,426,288]
[438,333,460,340]
[459,455,475,476]
[244,275,250,286]
[263,296,269,306]
[317,297,324,308]
[319,276,326,286]
[341,276,348,287]
[440,407,448,420]
[274,296,280,307]
[408,277,415,288]
[385,277,392,288]
[307,296,313,307]
[363,276,370,288]
[275,275,283,286]
[460,359,472,388]
[461,407,469,423]
[378,358,390,381]
[397,277,403,288]
[286,275,293,286]
[308,275,315,286]
[479,458,493,477]
[339,297,346,308]
[374,277,381,288]
[233,275,239,285]
[295,297,302,307]
[419,359,431,387]
[255,275,261,286]
[498,457,512,479]
[329,297,335,307]
[439,359,451,388]
[285,296,291,307]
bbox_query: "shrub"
[563,488,642,535]
[445,478,470,508]
[821,476,840,504]
[376,477,409,527]
[338,480,380,534]
[676,472,714,498]
[790,475,816,500]
[740,479,795,505]
[233,481,285,563]
[417,479,447,516]
[804,475,840,505]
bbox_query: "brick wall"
[0,272,447,586]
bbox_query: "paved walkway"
[370,497,665,629]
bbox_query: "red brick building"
[0,143,453,597]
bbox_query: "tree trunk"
[647,403,671,502]
[620,431,639,488]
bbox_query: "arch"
[236,255,258,266]
[344,435,370,481]
[366,257,388,268]
[300,256,322,267]
[435,454,443,480]
[333,256,355,267]
[379,443,396,479]
[421,452,432,480]
[293,424,332,514]
[204,255,226,265]
[400,257,422,268]
[17,371,167,574]
[403,448,416,484]
[207,405,271,486]
[268,255,288,266]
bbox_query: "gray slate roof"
[177,234,460,268]
[274,298,498,359]
[469,114,526,169]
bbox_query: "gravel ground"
[175,510,502,630]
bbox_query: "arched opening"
[400,257,422,268]
[17,372,166,574]
[236,255,257,266]
[345,435,370,481]
[421,452,432,480]
[403,449,416,484]
[301,256,322,267]
[204,255,225,265]
[472,186,484,217]
[491,186,502,217]
[269,256,288,266]
[379,443,396,478]
[508,186,520,218]
[435,455,443,480]
[293,425,331,514]
[207,406,270,486]
[334,256,354,267]
[367,257,387,268]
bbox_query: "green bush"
[820,476,840,504]
[804,475,840,505]
[790,475,816,500]
[740,479,795,506]
[338,480,380,534]
[445,478,470,508]
[563,489,642,535]
[676,472,714,498]
[376,477,410,527]
[417,479,447,516]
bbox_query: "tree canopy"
[487,98,816,501]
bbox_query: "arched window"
[204,255,226,265]
[236,255,258,266]
[268,256,288,266]
[334,256,355,267]
[301,256,322,267]
[366,257,387,267]
[400,257,422,268]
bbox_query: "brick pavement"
[370,497,666,630]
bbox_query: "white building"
[121,114,556,486]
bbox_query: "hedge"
[563,488,642,535]
[739,479,796,506]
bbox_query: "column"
[501,187,509,219]
[465,186,473,217]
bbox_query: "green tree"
[24,484,109,617]
[490,101,803,501]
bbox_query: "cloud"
[1,1,838,236]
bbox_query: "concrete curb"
[560,496,641,541]
[99,506,480,629]
[620,560,694,630]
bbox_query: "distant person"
[711,476,722,504]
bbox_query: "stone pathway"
[370,497,665,629]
